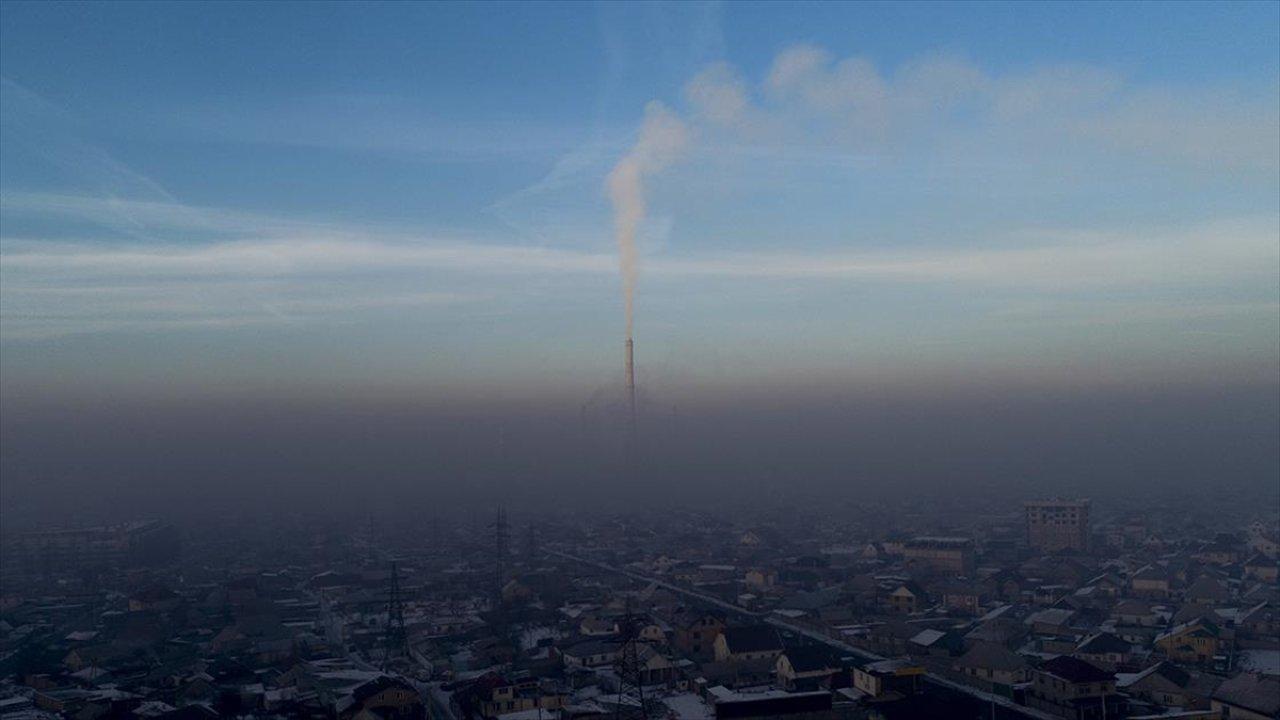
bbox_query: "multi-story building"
[1026,655,1122,720]
[1025,499,1091,552]
[712,625,783,663]
[2,520,179,577]
[1154,619,1223,665]
[903,536,975,575]
[852,659,925,698]
[673,609,725,661]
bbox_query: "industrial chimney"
[624,336,637,431]
[624,336,638,478]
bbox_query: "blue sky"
[1,1,1277,402]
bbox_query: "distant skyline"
[2,1,1278,402]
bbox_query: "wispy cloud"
[1,235,615,278]
[1,191,309,238]
[651,217,1279,289]
[990,299,1280,328]
[4,193,1275,339]
[486,44,1279,282]
[6,196,1274,285]
[1,283,473,340]
[0,78,178,241]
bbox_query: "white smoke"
[607,101,689,338]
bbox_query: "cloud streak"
[4,193,1275,339]
[0,78,178,240]
[5,203,1273,285]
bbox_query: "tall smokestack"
[624,336,638,479]
[624,336,636,431]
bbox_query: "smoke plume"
[607,101,689,338]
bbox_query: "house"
[561,639,619,668]
[429,615,479,636]
[1026,655,1122,720]
[635,620,667,645]
[128,586,182,613]
[1154,619,1223,665]
[174,674,218,707]
[881,538,906,557]
[501,579,534,604]
[1243,554,1279,583]
[1131,566,1172,599]
[902,536,975,576]
[337,676,424,720]
[1183,574,1230,605]
[1117,661,1218,711]
[859,543,887,561]
[152,707,219,720]
[779,585,843,615]
[63,643,133,673]
[672,609,725,661]
[864,618,920,657]
[1209,672,1280,720]
[774,646,839,691]
[449,673,566,719]
[1112,599,1164,628]
[851,659,924,699]
[633,644,677,686]
[1237,601,1280,641]
[1081,573,1124,599]
[700,657,778,689]
[711,689,832,719]
[952,641,1029,692]
[907,628,964,657]
[1074,632,1132,670]
[472,635,518,667]
[886,581,927,614]
[579,615,619,636]
[938,582,983,615]
[1024,607,1076,638]
[1246,529,1280,559]
[984,568,1029,602]
[1193,538,1242,566]
[965,615,1030,649]
[712,626,783,663]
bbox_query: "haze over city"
[2,4,1280,720]
[3,2,1278,524]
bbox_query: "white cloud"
[1,236,614,278]
[685,62,750,125]
[651,216,1279,289]
[4,193,1275,339]
[711,45,1280,169]
[764,45,831,97]
[1,191,306,237]
[990,299,1280,328]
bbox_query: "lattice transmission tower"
[613,599,648,720]
[381,561,408,670]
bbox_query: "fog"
[3,379,1276,529]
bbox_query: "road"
[546,548,1058,720]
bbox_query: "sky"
[1,2,1278,518]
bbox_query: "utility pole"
[493,507,509,604]
[526,522,538,565]
[382,561,407,670]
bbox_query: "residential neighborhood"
[1,492,1276,719]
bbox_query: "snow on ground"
[661,692,713,719]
